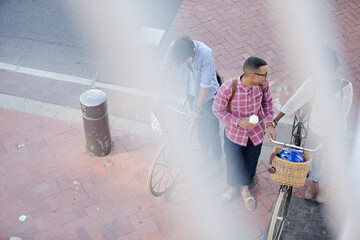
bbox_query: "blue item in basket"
[278,149,305,163]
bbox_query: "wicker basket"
[270,146,312,187]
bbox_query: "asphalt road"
[0,0,182,89]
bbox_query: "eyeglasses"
[253,72,268,78]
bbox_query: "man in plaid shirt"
[212,57,277,211]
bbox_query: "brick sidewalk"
[1,106,318,240]
[160,0,360,130]
[0,107,170,240]
[1,0,358,239]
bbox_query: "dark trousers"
[188,96,222,161]
[224,134,262,186]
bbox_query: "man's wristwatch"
[273,119,278,127]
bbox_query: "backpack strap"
[260,83,265,107]
[226,78,237,112]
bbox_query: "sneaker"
[305,182,318,200]
[316,186,330,203]
[241,190,256,211]
[243,195,256,211]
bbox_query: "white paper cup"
[249,115,259,124]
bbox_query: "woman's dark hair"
[173,36,195,65]
[243,57,267,72]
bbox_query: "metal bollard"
[80,89,112,156]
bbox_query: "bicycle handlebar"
[269,138,323,152]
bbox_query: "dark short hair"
[243,57,267,72]
[173,36,195,65]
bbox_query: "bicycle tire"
[148,140,183,197]
[267,185,293,240]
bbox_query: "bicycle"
[147,99,196,197]
[266,138,322,240]
[266,106,321,240]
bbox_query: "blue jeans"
[224,134,262,186]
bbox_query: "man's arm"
[261,79,274,124]
[195,87,210,108]
[187,87,210,122]
[187,47,214,120]
[212,82,239,125]
[197,48,216,105]
[261,80,277,139]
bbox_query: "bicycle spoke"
[152,163,168,189]
[152,165,166,179]
[163,157,180,190]
[163,170,173,191]
[166,164,176,181]
[148,138,185,196]
[151,146,173,179]
[152,174,163,189]
[152,154,170,178]
[156,164,168,193]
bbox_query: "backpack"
[216,71,224,86]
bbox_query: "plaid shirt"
[212,75,274,146]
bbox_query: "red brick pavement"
[0,107,312,239]
[2,0,358,239]
[160,0,360,129]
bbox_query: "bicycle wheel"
[267,185,293,240]
[148,140,183,197]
